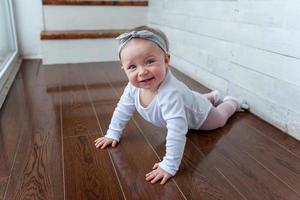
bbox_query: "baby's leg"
[201,96,248,130]
[200,100,238,130]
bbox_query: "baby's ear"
[165,53,171,64]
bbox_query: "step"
[41,30,125,65]
[43,1,148,30]
[41,29,126,39]
[43,0,148,6]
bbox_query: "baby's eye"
[146,59,155,65]
[127,65,137,71]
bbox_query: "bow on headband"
[116,30,168,57]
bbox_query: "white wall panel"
[236,1,285,27]
[149,0,300,139]
[171,54,228,94]
[44,6,148,30]
[42,39,119,65]
[14,0,43,58]
[232,44,300,87]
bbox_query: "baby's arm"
[146,92,188,184]
[146,121,187,184]
[95,83,136,148]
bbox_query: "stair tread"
[43,0,148,6]
[41,29,127,40]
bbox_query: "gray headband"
[116,30,168,57]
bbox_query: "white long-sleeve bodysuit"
[105,70,212,176]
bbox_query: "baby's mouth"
[140,77,154,82]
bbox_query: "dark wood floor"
[0,59,300,200]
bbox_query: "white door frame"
[0,0,20,108]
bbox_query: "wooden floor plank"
[220,116,300,194]
[63,135,125,199]
[188,113,300,200]
[60,65,102,138]
[81,62,124,103]
[242,114,300,157]
[0,177,8,199]
[60,64,125,199]
[0,73,26,178]
[4,60,64,200]
[100,61,128,95]
[203,137,300,200]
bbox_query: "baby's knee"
[219,118,227,128]
[216,111,228,128]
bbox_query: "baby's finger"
[95,137,105,143]
[101,140,112,149]
[95,138,105,146]
[95,141,103,148]
[94,138,101,142]
[111,140,117,147]
[146,168,157,177]
[145,171,156,181]
[152,163,159,169]
[160,175,169,185]
[145,172,152,177]
[151,174,163,184]
[95,139,106,148]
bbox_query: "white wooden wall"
[148,0,300,140]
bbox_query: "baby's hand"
[145,163,172,185]
[94,137,118,149]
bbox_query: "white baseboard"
[22,54,42,59]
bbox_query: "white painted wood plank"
[236,0,286,27]
[150,12,300,59]
[153,0,286,28]
[235,24,300,59]
[171,54,228,94]
[226,61,300,112]
[150,12,238,42]
[286,110,300,140]
[227,82,300,140]
[42,39,119,64]
[162,26,234,60]
[231,44,300,87]
[284,1,300,30]
[44,6,148,30]
[148,0,165,9]
[170,41,300,112]
[164,0,237,22]
[228,82,289,130]
[152,24,234,79]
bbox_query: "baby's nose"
[138,67,148,76]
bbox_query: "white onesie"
[105,70,212,175]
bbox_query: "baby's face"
[120,38,169,92]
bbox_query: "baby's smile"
[140,77,155,82]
